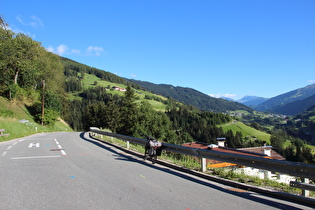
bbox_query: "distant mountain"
[221,97,235,101]
[255,83,315,113]
[237,96,269,107]
[271,93,315,115]
[127,79,253,112]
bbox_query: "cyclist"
[144,136,162,164]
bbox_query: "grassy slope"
[0,97,72,142]
[81,74,168,111]
[222,122,315,155]
[221,121,271,144]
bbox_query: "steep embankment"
[0,97,72,141]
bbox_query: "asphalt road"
[0,132,313,210]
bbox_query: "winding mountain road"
[0,132,312,209]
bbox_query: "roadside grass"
[0,97,72,142]
[221,121,271,144]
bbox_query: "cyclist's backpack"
[149,140,162,148]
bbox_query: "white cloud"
[307,80,315,83]
[46,44,81,56]
[46,44,104,56]
[87,46,104,56]
[16,15,44,28]
[16,15,25,25]
[30,16,44,28]
[56,44,68,55]
[209,93,238,99]
[130,74,137,78]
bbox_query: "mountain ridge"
[270,93,315,115]
[255,83,315,114]
[237,96,269,107]
[127,79,253,112]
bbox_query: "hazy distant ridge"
[237,96,269,107]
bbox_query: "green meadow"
[221,121,271,144]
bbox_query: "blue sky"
[3,0,315,99]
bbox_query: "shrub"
[35,109,59,125]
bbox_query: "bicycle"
[143,136,162,164]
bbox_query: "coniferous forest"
[1,16,314,163]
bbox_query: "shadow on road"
[79,132,309,210]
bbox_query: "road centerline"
[54,139,66,155]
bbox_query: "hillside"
[62,57,143,90]
[62,57,253,113]
[290,104,315,144]
[0,97,72,142]
[127,80,253,113]
[221,121,271,144]
[80,74,168,111]
[271,93,315,115]
[255,83,315,113]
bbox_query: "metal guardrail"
[290,181,315,192]
[90,128,315,180]
[90,128,315,201]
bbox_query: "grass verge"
[0,97,72,142]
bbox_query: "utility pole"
[41,80,45,126]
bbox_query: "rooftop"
[182,142,285,160]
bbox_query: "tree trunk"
[14,70,19,84]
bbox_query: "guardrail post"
[201,158,207,172]
[302,178,309,197]
[264,170,269,179]
[126,141,130,149]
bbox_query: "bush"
[35,109,59,125]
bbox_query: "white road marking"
[13,142,18,146]
[29,143,40,148]
[11,155,60,160]
[61,150,67,155]
[2,151,7,157]
[7,146,12,150]
[54,139,66,155]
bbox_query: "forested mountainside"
[127,79,253,113]
[61,57,142,90]
[255,83,315,113]
[270,93,315,115]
